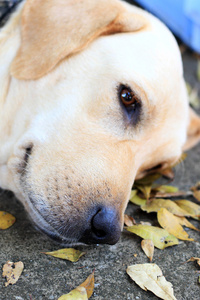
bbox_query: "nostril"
[91,210,107,238]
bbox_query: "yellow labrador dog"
[0,0,200,245]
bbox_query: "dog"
[0,0,200,245]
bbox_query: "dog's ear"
[183,107,200,151]
[11,0,147,80]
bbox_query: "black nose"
[79,206,121,245]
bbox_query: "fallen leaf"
[127,263,177,300]
[186,257,200,267]
[2,261,24,287]
[158,168,174,180]
[141,239,154,262]
[129,192,146,206]
[191,182,200,201]
[140,221,152,226]
[174,216,200,232]
[153,191,191,199]
[134,173,161,185]
[135,184,152,200]
[141,199,191,217]
[126,224,178,249]
[193,190,200,202]
[58,287,88,300]
[0,211,16,229]
[79,271,95,298]
[58,272,94,300]
[153,185,179,194]
[157,208,194,241]
[175,200,200,220]
[187,82,200,109]
[197,60,200,82]
[43,248,85,262]
[124,214,136,226]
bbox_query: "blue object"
[134,0,200,53]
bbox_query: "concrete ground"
[0,35,200,300]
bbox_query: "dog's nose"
[80,207,121,245]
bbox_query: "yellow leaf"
[0,211,16,229]
[135,184,152,200]
[129,192,146,206]
[154,185,179,194]
[186,257,200,267]
[58,272,94,300]
[130,189,137,198]
[193,190,200,202]
[197,60,200,82]
[175,200,200,220]
[141,239,154,262]
[134,173,161,185]
[43,248,85,262]
[2,261,24,287]
[126,224,178,250]
[58,287,88,300]
[127,263,177,300]
[79,271,95,298]
[157,208,194,241]
[141,199,191,217]
[158,168,174,180]
[191,182,200,202]
[124,214,136,227]
[174,216,200,232]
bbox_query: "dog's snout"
[80,206,121,245]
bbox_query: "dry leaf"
[124,214,136,226]
[175,200,200,220]
[135,184,152,200]
[43,248,85,262]
[2,261,24,287]
[142,199,191,217]
[141,239,154,262]
[191,182,200,202]
[127,263,177,300]
[193,190,200,202]
[129,192,146,206]
[153,185,179,194]
[140,221,152,226]
[0,211,16,229]
[157,208,194,241]
[153,191,191,199]
[174,216,200,232]
[126,224,178,249]
[186,257,200,267]
[134,173,161,185]
[58,287,88,300]
[158,168,174,180]
[197,60,200,82]
[58,272,94,300]
[79,271,94,298]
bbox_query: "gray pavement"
[0,53,200,300]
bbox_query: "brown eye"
[120,88,139,107]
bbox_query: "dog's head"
[4,0,200,245]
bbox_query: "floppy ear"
[11,0,147,80]
[183,107,200,151]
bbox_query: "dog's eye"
[120,88,139,107]
[119,85,141,125]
